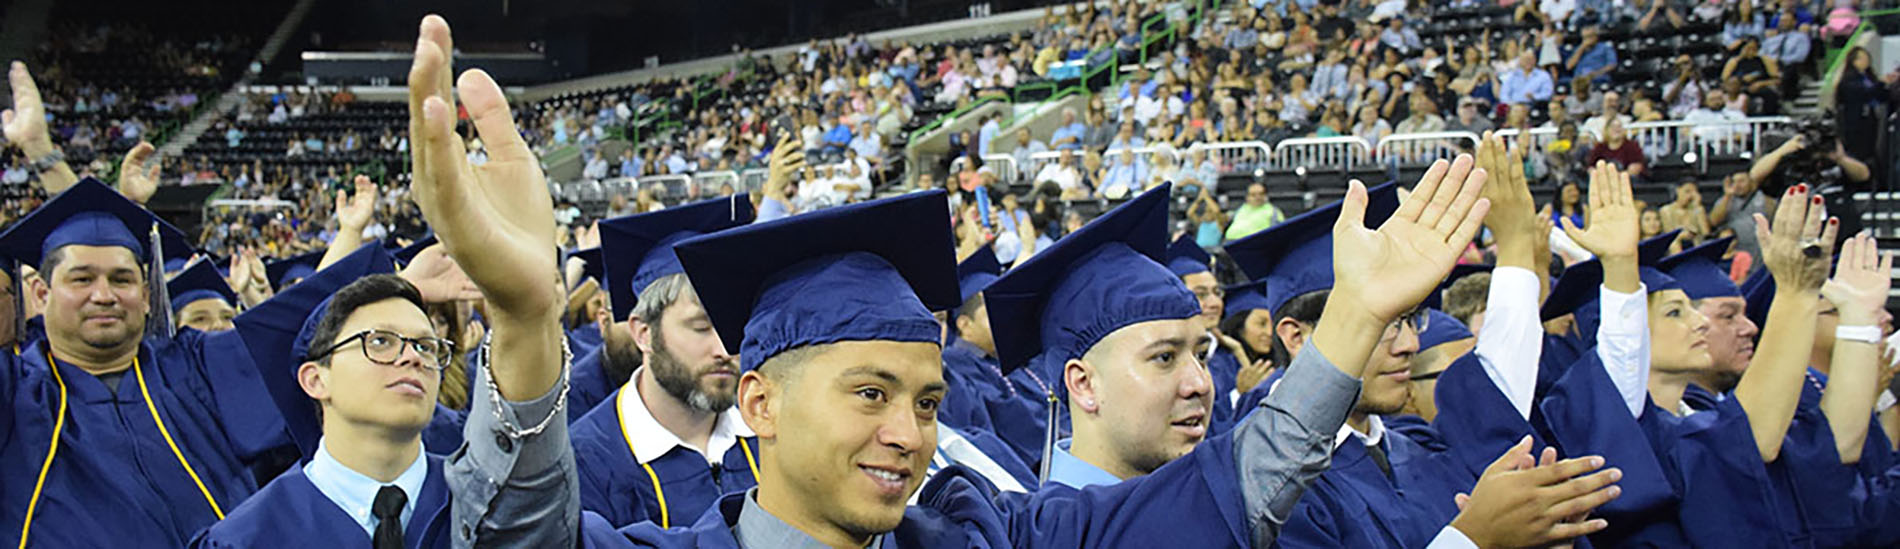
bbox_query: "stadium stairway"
[159,0,319,160]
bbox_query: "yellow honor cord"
[18,350,69,549]
[618,388,670,528]
[132,355,226,519]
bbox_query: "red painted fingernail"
[1814,196,1824,204]
[1830,218,1839,225]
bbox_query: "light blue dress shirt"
[1045,439,1124,489]
[305,437,429,537]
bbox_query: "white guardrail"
[556,118,1794,199]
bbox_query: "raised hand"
[399,244,484,304]
[1560,162,1639,261]
[1449,436,1620,548]
[1235,356,1276,394]
[335,175,378,231]
[409,14,562,400]
[1331,155,1490,324]
[3,62,49,151]
[1823,233,1893,326]
[1478,133,1541,270]
[1754,183,1837,294]
[1319,156,1489,377]
[5,62,75,192]
[118,142,160,204]
[409,15,559,316]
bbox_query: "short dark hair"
[1268,289,1329,368]
[41,245,146,281]
[306,274,428,363]
[1443,273,1492,327]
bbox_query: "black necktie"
[1366,441,1394,480]
[372,485,408,549]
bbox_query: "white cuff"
[1427,525,1482,549]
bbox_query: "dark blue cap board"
[673,191,954,373]
[165,257,190,275]
[235,243,398,460]
[982,184,1201,375]
[567,246,603,289]
[1223,280,1271,320]
[599,194,755,322]
[0,178,193,267]
[266,249,326,291]
[1740,267,1774,330]
[395,233,438,266]
[1166,234,1212,277]
[1418,309,1474,351]
[1425,263,1495,310]
[1541,259,1602,322]
[167,258,237,313]
[1639,229,1682,266]
[1640,266,1682,294]
[1226,181,1402,313]
[1658,237,1739,300]
[957,245,1004,304]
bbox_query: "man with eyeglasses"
[1165,235,1252,436]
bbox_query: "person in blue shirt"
[169,258,241,333]
[1564,26,1618,88]
[569,195,764,529]
[823,118,853,158]
[1049,108,1086,151]
[1100,150,1143,198]
[1496,52,1554,106]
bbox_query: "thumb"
[1454,493,1470,512]
[1335,179,1369,234]
[1559,215,1585,242]
[1752,212,1772,251]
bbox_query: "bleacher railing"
[1270,137,1374,172]
[1374,132,1481,165]
[692,171,741,196]
[1190,141,1271,173]
[947,154,1022,183]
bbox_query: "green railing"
[902,0,1224,147]
[1822,8,1900,93]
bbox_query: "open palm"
[3,62,47,146]
[409,15,559,317]
[1561,162,1638,260]
[117,142,161,204]
[335,175,378,229]
[1332,156,1490,323]
[1821,233,1891,322]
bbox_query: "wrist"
[19,139,56,160]
[1837,324,1884,345]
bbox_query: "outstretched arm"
[1736,183,1838,462]
[1818,233,1890,463]
[1474,133,1547,420]
[1562,162,1648,419]
[318,175,378,270]
[411,14,575,548]
[4,62,77,193]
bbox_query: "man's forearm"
[319,225,366,271]
[448,347,578,549]
[20,141,77,194]
[1235,340,1362,548]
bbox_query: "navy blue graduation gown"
[568,326,604,355]
[1274,426,1469,548]
[591,427,1256,548]
[567,345,618,424]
[942,341,1053,468]
[934,343,993,433]
[571,388,761,529]
[0,333,282,547]
[189,454,452,548]
[1206,348,1241,436]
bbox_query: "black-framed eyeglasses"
[310,330,455,371]
[1380,309,1431,344]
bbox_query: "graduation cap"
[1165,234,1212,277]
[566,247,603,290]
[1658,236,1739,300]
[238,244,400,460]
[598,194,755,322]
[394,233,438,266]
[166,258,237,314]
[957,245,1004,304]
[1740,266,1774,330]
[266,249,326,291]
[1425,263,1495,311]
[1639,229,1682,266]
[673,191,954,373]
[0,177,192,267]
[164,257,191,277]
[983,184,1200,376]
[1222,280,1271,321]
[1539,251,1682,340]
[1226,182,1402,313]
[1418,309,1474,352]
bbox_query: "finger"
[1773,184,1806,237]
[10,62,42,106]
[1419,154,1474,230]
[122,141,156,170]
[1484,435,1537,476]
[1800,192,1827,243]
[1454,493,1470,512]
[1540,446,1559,468]
[1336,179,1370,237]
[1819,216,1839,257]
[458,69,531,163]
[1561,215,1586,242]
[1615,169,1633,208]
[1753,212,1772,250]
[2,109,12,128]
[1859,233,1877,271]
[421,15,454,112]
[1393,159,1449,224]
[1543,518,1612,540]
[1435,164,1487,236]
[1527,455,1608,486]
[1448,198,1491,252]
[417,96,480,229]
[1545,484,1623,522]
